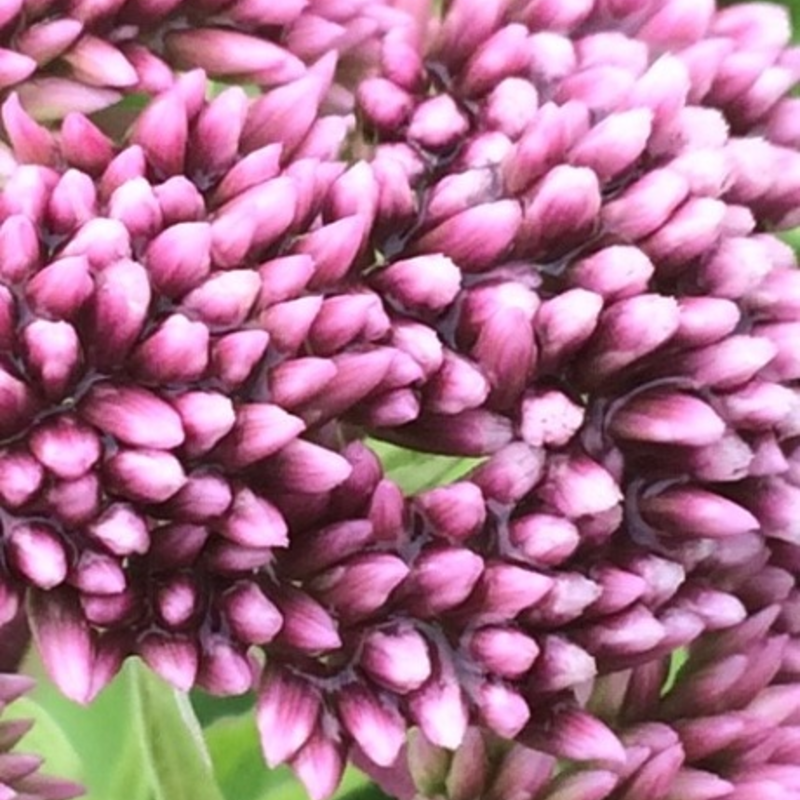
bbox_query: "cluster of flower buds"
[0,0,410,122]
[0,673,82,800]
[0,0,799,799]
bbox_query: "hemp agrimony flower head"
[1,0,800,799]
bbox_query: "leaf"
[129,659,226,800]
[661,648,689,697]
[205,712,292,800]
[366,439,484,495]
[4,697,84,786]
[27,656,141,800]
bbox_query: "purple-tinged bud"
[519,390,584,448]
[510,513,580,567]
[64,35,137,88]
[107,177,163,239]
[216,404,305,469]
[338,684,406,767]
[468,563,553,622]
[536,288,604,370]
[291,729,345,800]
[677,334,778,391]
[7,522,67,590]
[132,314,209,384]
[475,680,531,739]
[154,574,200,630]
[413,200,522,273]
[22,319,81,399]
[274,587,341,653]
[666,769,734,800]
[556,64,635,114]
[471,443,545,504]
[105,449,187,504]
[154,176,205,225]
[467,626,540,678]
[673,297,741,348]
[747,478,800,544]
[579,605,666,663]
[358,77,414,131]
[401,547,484,616]
[643,198,728,274]
[525,572,602,627]
[29,416,100,480]
[674,587,747,631]
[532,635,597,693]
[484,77,540,138]
[610,391,725,447]
[269,358,338,408]
[567,246,655,301]
[187,86,248,179]
[1,165,56,225]
[374,255,461,312]
[360,626,432,694]
[537,708,627,766]
[196,637,254,697]
[312,554,408,620]
[602,168,689,240]
[47,169,97,234]
[210,330,270,391]
[522,164,601,254]
[538,454,622,519]
[570,108,652,181]
[579,294,681,383]
[1,94,56,165]
[99,146,147,199]
[137,631,198,692]
[170,391,234,458]
[0,449,43,508]
[0,215,40,284]
[16,18,83,65]
[423,352,490,415]
[416,481,486,542]
[459,23,531,98]
[295,215,367,288]
[242,58,334,154]
[29,589,95,704]
[219,488,288,549]
[307,293,389,355]
[87,503,150,556]
[69,550,125,596]
[182,270,261,328]
[220,582,283,645]
[130,88,187,177]
[212,143,282,206]
[540,770,619,800]
[82,384,184,449]
[409,666,469,750]
[641,486,758,539]
[261,440,353,494]
[47,473,101,526]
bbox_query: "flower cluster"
[0,0,800,799]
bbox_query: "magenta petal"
[337,684,406,767]
[29,589,95,704]
[257,666,321,767]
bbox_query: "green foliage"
[366,439,484,495]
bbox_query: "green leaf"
[129,660,226,800]
[205,712,292,800]
[366,439,484,495]
[661,648,689,697]
[4,696,84,786]
[27,657,143,800]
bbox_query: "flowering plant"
[1,1,800,799]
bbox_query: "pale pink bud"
[82,384,184,449]
[210,329,270,389]
[467,626,540,678]
[131,89,187,177]
[0,215,40,284]
[64,35,137,87]
[0,449,43,507]
[29,416,100,480]
[535,288,603,370]
[413,200,522,273]
[641,486,759,539]
[1,93,56,165]
[138,631,198,692]
[22,319,80,399]
[220,581,283,645]
[337,685,406,767]
[274,588,341,652]
[519,389,584,448]
[30,589,96,704]
[374,255,461,312]
[409,669,469,750]
[220,488,288,548]
[291,730,345,800]
[107,176,162,239]
[570,108,653,181]
[132,314,209,383]
[7,522,67,590]
[360,626,432,693]
[416,481,486,542]
[484,77,540,139]
[510,513,580,567]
